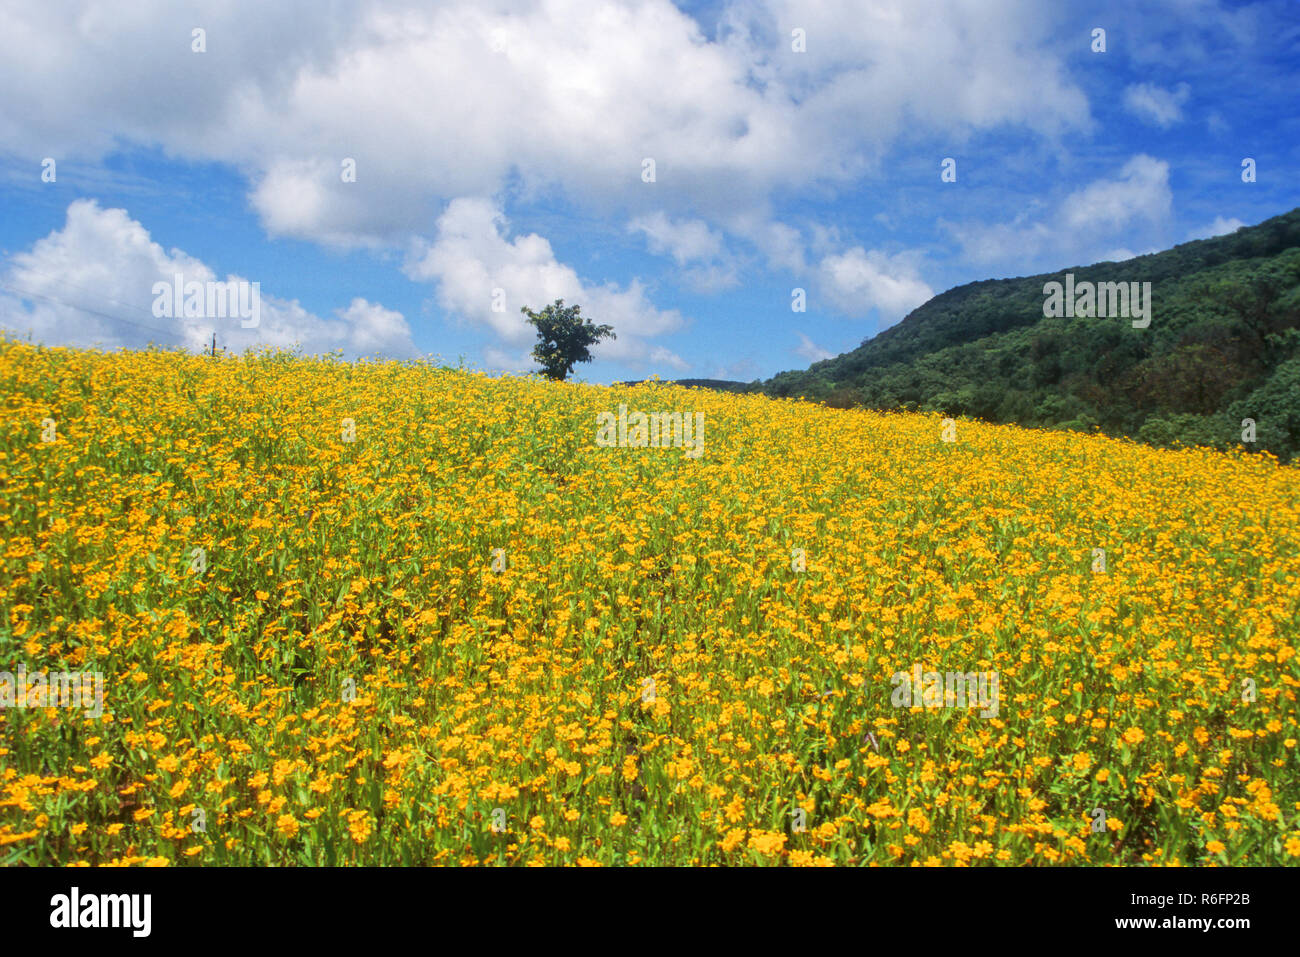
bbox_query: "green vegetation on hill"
[763,207,1300,461]
[618,378,758,393]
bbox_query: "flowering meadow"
[1,337,1297,866]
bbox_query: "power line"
[5,264,173,323]
[0,279,198,343]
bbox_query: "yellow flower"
[719,828,746,853]
[346,810,372,844]
[272,759,296,787]
[5,339,1298,866]
[724,796,746,823]
[747,830,787,856]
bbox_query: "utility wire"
[0,279,205,344]
[4,263,176,323]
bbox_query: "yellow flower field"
[1,336,1297,866]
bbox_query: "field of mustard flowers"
[2,336,1298,867]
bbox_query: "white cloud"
[340,298,417,356]
[628,212,739,291]
[726,215,809,275]
[405,197,687,369]
[1061,155,1173,233]
[680,265,742,294]
[947,155,1173,268]
[649,346,690,372]
[817,247,933,322]
[0,0,1093,248]
[794,333,834,363]
[1122,82,1191,128]
[482,346,538,373]
[0,1,1114,358]
[728,0,1091,147]
[629,213,725,265]
[0,199,416,357]
[1186,216,1246,241]
[942,217,1054,268]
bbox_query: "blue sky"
[1,0,1297,384]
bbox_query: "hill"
[3,338,1297,864]
[763,207,1300,461]
[616,377,757,393]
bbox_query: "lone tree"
[522,298,615,381]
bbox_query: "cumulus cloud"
[0,0,1093,248]
[0,199,416,357]
[726,0,1090,151]
[1123,82,1191,128]
[0,1,1118,363]
[1186,215,1246,241]
[943,218,1055,267]
[405,197,687,368]
[338,298,418,356]
[723,214,809,275]
[1060,155,1173,233]
[946,155,1173,269]
[628,212,739,291]
[482,346,538,374]
[629,213,725,265]
[817,248,934,322]
[649,345,691,372]
[794,333,834,363]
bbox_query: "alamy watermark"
[50,887,150,937]
[1,664,104,718]
[151,274,261,328]
[596,403,704,458]
[890,664,999,718]
[1043,273,1151,328]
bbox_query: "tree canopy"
[522,299,615,381]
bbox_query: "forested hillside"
[764,208,1300,461]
